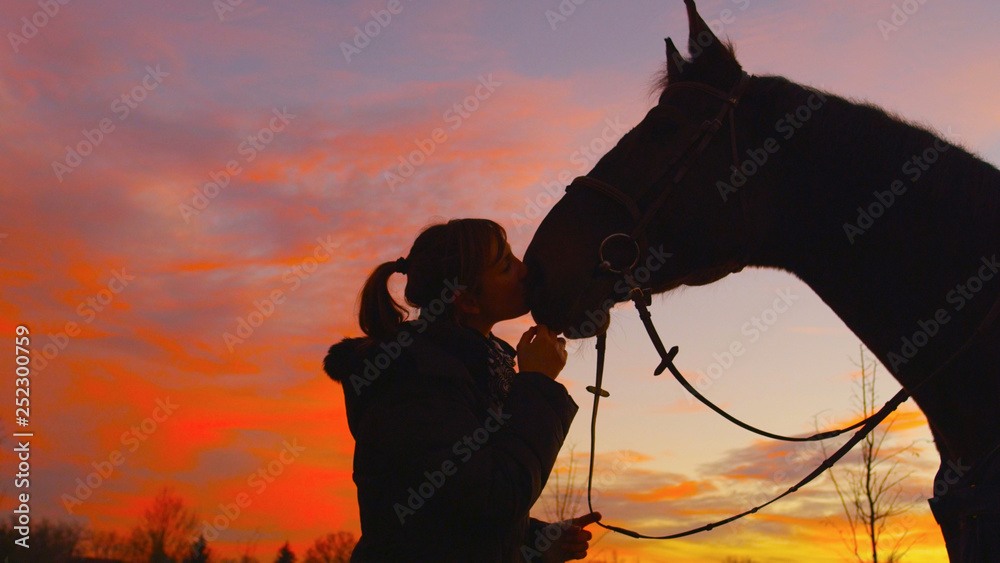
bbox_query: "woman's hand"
[540,512,602,562]
[516,325,567,380]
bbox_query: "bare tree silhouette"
[272,541,295,563]
[302,532,355,563]
[0,482,359,563]
[537,442,624,561]
[125,486,198,563]
[80,528,131,561]
[543,443,583,523]
[211,529,264,563]
[0,516,84,562]
[822,346,924,563]
[183,534,212,563]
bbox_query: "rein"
[582,281,908,539]
[567,70,1000,539]
[584,271,1000,540]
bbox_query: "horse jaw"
[678,265,734,287]
[550,268,734,339]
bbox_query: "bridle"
[564,71,1000,540]
[567,71,754,278]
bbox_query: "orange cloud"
[625,480,709,503]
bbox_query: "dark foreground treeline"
[0,487,355,563]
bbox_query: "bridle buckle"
[628,286,652,307]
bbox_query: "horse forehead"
[648,104,689,122]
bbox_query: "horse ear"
[665,37,684,81]
[683,0,736,67]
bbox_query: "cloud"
[625,480,709,503]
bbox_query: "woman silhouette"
[324,218,599,562]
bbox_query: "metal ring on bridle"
[598,233,640,274]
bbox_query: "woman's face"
[468,240,530,324]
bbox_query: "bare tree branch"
[820,345,924,563]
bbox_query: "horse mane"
[745,75,1000,216]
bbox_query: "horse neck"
[744,81,1000,460]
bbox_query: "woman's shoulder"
[324,322,491,433]
[322,320,474,387]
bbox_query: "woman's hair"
[357,218,507,342]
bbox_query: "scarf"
[485,333,518,404]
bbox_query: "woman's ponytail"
[358,260,407,342]
[355,218,507,342]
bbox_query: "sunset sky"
[3,0,999,561]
